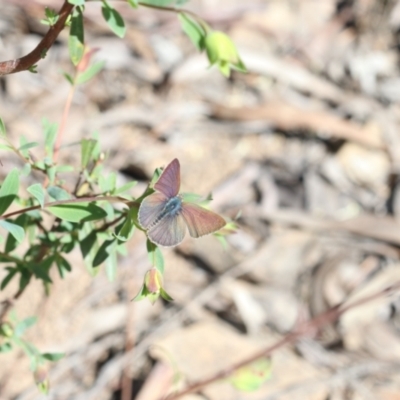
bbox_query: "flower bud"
[205,32,246,77]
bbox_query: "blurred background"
[1,0,400,398]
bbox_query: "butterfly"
[138,159,226,247]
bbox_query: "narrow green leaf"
[48,203,107,222]
[146,240,164,274]
[41,352,65,362]
[0,144,13,151]
[20,163,31,177]
[0,168,19,215]
[92,238,116,267]
[79,229,100,275]
[80,139,98,170]
[178,13,206,51]
[69,7,85,66]
[0,118,6,137]
[113,181,137,195]
[105,244,117,281]
[15,316,37,338]
[63,72,74,85]
[0,343,12,353]
[27,184,45,208]
[18,136,30,158]
[0,220,25,244]
[18,142,39,152]
[127,0,138,8]
[99,173,116,194]
[47,186,70,201]
[101,1,126,38]
[113,211,135,242]
[1,267,17,290]
[55,255,72,278]
[68,0,85,5]
[140,0,176,5]
[43,118,58,158]
[76,61,105,85]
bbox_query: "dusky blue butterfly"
[138,159,226,247]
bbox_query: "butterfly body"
[138,159,225,247]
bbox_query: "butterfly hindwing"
[180,203,226,238]
[138,192,169,229]
[154,158,180,198]
[147,213,187,247]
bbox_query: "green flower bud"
[205,31,246,77]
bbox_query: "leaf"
[0,168,19,215]
[69,7,85,66]
[55,255,72,278]
[113,181,137,195]
[79,229,100,275]
[178,13,206,51]
[1,267,18,290]
[114,212,135,242]
[14,316,37,338]
[47,186,70,201]
[127,0,138,8]
[41,352,65,362]
[18,142,39,152]
[43,118,58,158]
[27,184,45,208]
[48,203,107,222]
[229,357,272,391]
[0,118,6,137]
[80,139,98,170]
[0,220,25,244]
[20,163,31,177]
[101,1,126,38]
[99,172,116,194]
[63,72,74,85]
[140,0,176,5]
[76,61,105,85]
[146,240,164,274]
[68,0,85,5]
[0,343,12,353]
[92,238,116,267]
[105,244,117,282]
[0,144,13,151]
[4,214,27,252]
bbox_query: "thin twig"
[162,281,400,400]
[0,1,74,76]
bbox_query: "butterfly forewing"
[154,158,180,198]
[138,192,169,229]
[147,213,187,247]
[180,203,226,238]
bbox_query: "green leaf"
[1,267,18,290]
[0,168,19,215]
[47,186,70,201]
[63,72,74,85]
[114,212,135,242]
[68,0,85,5]
[140,0,176,5]
[0,220,25,244]
[43,118,58,158]
[113,181,137,196]
[69,7,85,66]
[20,163,31,177]
[79,229,100,275]
[101,1,126,38]
[76,61,105,85]
[27,184,45,208]
[127,0,138,8]
[14,316,37,338]
[48,203,107,222]
[0,144,13,151]
[229,357,272,391]
[99,173,116,194]
[0,118,6,137]
[41,352,65,362]
[178,13,206,51]
[92,238,116,267]
[80,138,98,170]
[105,244,117,281]
[18,142,39,152]
[146,240,164,274]
[0,343,12,353]
[55,255,72,278]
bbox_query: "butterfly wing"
[138,192,168,230]
[147,213,187,247]
[154,159,180,198]
[180,203,226,238]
